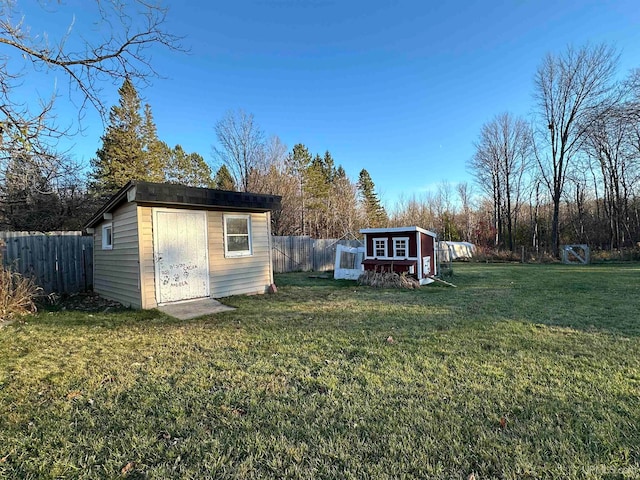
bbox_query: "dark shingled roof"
[85,181,282,229]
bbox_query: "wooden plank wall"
[0,231,93,294]
[0,232,361,293]
[271,236,362,273]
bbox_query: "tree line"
[469,44,640,256]
[0,1,390,238]
[1,4,638,259]
[0,0,181,231]
[0,74,390,237]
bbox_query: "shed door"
[153,209,209,304]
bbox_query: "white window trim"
[372,237,388,258]
[102,222,113,250]
[393,237,410,258]
[223,214,252,258]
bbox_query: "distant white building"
[438,241,476,262]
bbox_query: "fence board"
[0,231,93,294]
[271,236,363,273]
[1,231,358,292]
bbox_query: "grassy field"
[1,263,639,479]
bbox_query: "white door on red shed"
[153,209,209,304]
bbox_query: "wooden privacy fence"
[0,231,93,294]
[0,232,356,294]
[271,236,363,273]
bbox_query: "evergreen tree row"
[89,84,389,238]
[90,79,213,196]
[0,79,387,236]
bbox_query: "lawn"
[1,263,639,479]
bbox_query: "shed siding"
[138,206,157,309]
[93,201,141,308]
[362,228,437,279]
[365,231,418,258]
[420,232,436,276]
[207,211,272,298]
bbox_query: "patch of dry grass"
[0,267,42,321]
[358,270,420,289]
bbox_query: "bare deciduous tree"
[0,0,182,216]
[213,109,266,192]
[329,166,359,238]
[0,149,93,230]
[470,112,532,251]
[583,106,636,248]
[0,1,182,134]
[533,43,619,256]
[389,193,436,232]
[247,134,287,193]
[456,181,475,242]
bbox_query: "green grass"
[1,263,640,479]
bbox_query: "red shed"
[360,226,438,285]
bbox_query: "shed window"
[102,223,113,250]
[224,214,252,257]
[373,238,387,257]
[393,238,409,258]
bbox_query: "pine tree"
[358,169,387,228]
[141,103,169,183]
[213,165,236,190]
[285,144,312,235]
[303,155,330,236]
[165,145,214,188]
[322,151,335,183]
[302,151,340,237]
[286,144,312,181]
[90,79,168,195]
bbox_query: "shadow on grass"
[18,263,640,339]
[21,307,176,330]
[436,263,640,337]
[269,265,640,338]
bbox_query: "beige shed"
[85,181,281,309]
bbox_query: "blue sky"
[20,0,640,207]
